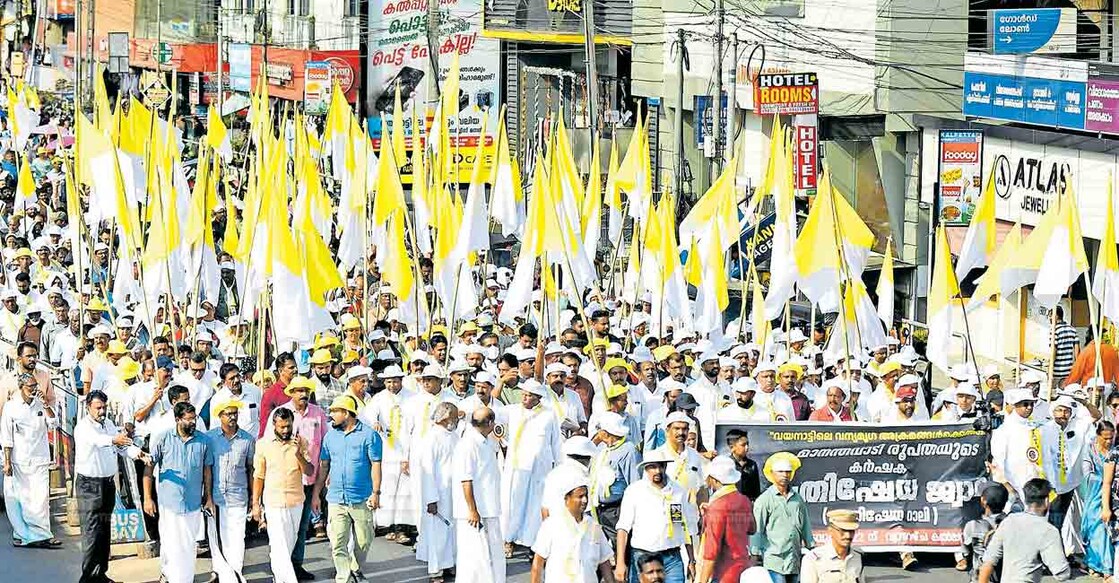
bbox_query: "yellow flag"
[372,117,406,226]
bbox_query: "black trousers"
[77,474,115,583]
[1049,490,1075,529]
[597,501,622,546]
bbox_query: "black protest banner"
[716,422,989,552]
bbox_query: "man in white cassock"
[454,406,505,583]
[361,364,417,543]
[417,401,460,582]
[500,379,562,555]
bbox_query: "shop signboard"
[1086,78,1119,134]
[228,43,252,93]
[962,52,1087,130]
[367,0,501,182]
[937,130,984,225]
[793,114,818,193]
[988,8,1077,55]
[303,61,332,115]
[753,72,818,115]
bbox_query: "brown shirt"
[253,435,308,508]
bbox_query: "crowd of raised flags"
[0,46,1116,583]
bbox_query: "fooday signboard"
[715,422,989,552]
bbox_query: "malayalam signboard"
[937,130,984,225]
[367,0,500,183]
[1086,78,1119,134]
[715,422,988,552]
[753,72,818,115]
[303,61,332,115]
[963,52,1087,130]
[988,8,1077,55]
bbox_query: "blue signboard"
[989,9,1076,55]
[963,70,1086,130]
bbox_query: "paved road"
[0,513,1091,582]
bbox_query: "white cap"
[474,371,496,386]
[948,364,972,382]
[665,411,693,428]
[1006,388,1036,405]
[521,379,548,397]
[1022,369,1047,385]
[544,341,565,356]
[89,324,112,337]
[377,365,405,379]
[598,412,629,437]
[897,374,921,387]
[346,366,372,382]
[421,364,446,379]
[752,361,777,376]
[410,350,431,364]
[1053,395,1078,411]
[787,329,808,344]
[733,377,758,394]
[447,360,472,374]
[704,456,740,485]
[982,364,1000,380]
[544,362,571,376]
[561,436,599,458]
[719,356,736,368]
[954,382,980,398]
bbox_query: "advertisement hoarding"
[304,61,332,115]
[1086,78,1119,134]
[753,72,818,115]
[962,53,1087,130]
[937,130,984,225]
[793,114,818,193]
[988,8,1077,55]
[367,0,501,183]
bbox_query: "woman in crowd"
[1086,421,1116,580]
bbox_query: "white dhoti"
[500,467,545,546]
[265,505,303,583]
[3,463,52,544]
[378,459,417,527]
[206,504,248,583]
[419,511,455,574]
[157,508,202,583]
[455,517,505,583]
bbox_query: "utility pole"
[582,0,599,147]
[727,33,738,166]
[673,29,687,199]
[711,0,725,177]
[426,0,441,101]
[216,7,223,109]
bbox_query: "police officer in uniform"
[800,509,863,583]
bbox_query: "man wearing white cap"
[990,388,1047,507]
[588,411,640,546]
[688,351,730,451]
[749,362,796,422]
[530,472,614,583]
[657,411,705,498]
[362,364,418,544]
[542,362,587,437]
[717,377,761,423]
[540,436,597,519]
[1043,396,1090,533]
[933,382,981,422]
[808,379,856,422]
[442,360,474,406]
[0,288,24,343]
[458,370,503,426]
[415,401,460,583]
[500,379,561,554]
[614,448,699,582]
[642,379,686,451]
[696,456,755,583]
[1020,369,1051,421]
[406,364,448,447]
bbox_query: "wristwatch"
[373,490,381,495]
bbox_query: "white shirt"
[74,415,142,478]
[174,372,217,410]
[361,388,412,461]
[685,375,730,449]
[744,389,797,422]
[1044,417,1091,494]
[991,413,1046,499]
[209,383,262,437]
[658,443,705,496]
[541,386,587,431]
[452,427,502,519]
[531,513,613,583]
[0,396,55,465]
[129,381,171,437]
[616,478,699,553]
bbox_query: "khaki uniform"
[800,542,863,583]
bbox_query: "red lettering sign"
[795,125,817,190]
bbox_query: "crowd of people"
[0,84,1115,583]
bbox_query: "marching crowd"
[0,91,1112,583]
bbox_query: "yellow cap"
[877,361,902,377]
[213,399,245,415]
[117,356,141,380]
[763,452,803,483]
[652,345,678,363]
[252,370,276,386]
[106,340,129,355]
[308,348,335,365]
[459,321,480,336]
[12,247,33,259]
[777,362,804,379]
[583,338,609,356]
[340,314,362,331]
[605,384,629,400]
[86,297,108,311]
[328,394,360,415]
[340,350,360,364]
[604,358,633,374]
[285,375,317,395]
[314,333,339,349]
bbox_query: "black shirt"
[734,455,762,500]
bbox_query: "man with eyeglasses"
[206,399,255,583]
[177,350,217,414]
[130,355,177,445]
[210,363,262,438]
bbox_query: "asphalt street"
[0,513,1095,582]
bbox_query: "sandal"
[504,542,514,558]
[385,532,400,542]
[396,533,414,545]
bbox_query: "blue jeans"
[291,484,314,566]
[629,549,684,583]
[769,572,800,583]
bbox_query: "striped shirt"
[1052,321,1078,383]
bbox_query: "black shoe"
[293,566,316,581]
